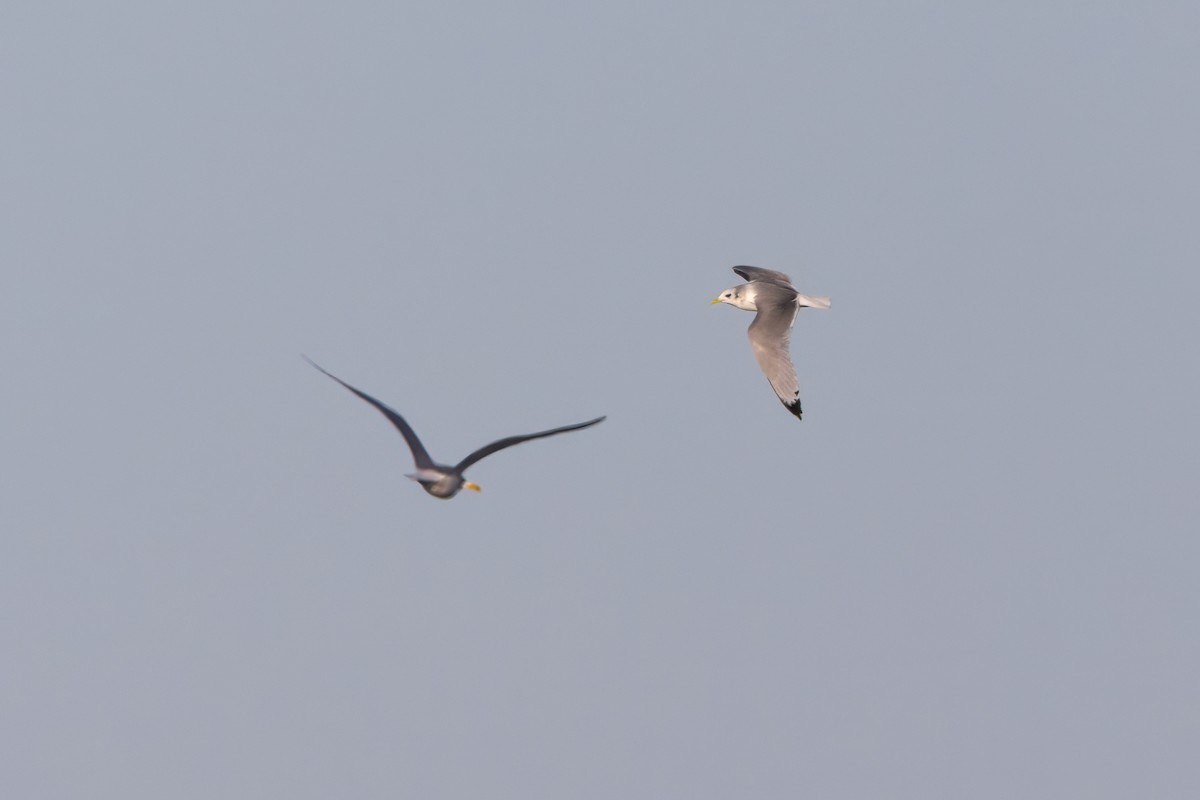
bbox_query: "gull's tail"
[796,294,831,309]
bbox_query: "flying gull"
[305,357,605,499]
[711,266,830,420]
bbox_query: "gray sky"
[3,2,1198,797]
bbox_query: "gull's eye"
[725,293,732,298]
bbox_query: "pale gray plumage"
[712,266,831,420]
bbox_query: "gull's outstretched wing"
[303,356,436,469]
[733,265,794,288]
[454,416,606,473]
[744,285,804,419]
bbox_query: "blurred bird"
[305,357,605,499]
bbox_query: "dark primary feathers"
[304,356,606,497]
[303,355,435,468]
[733,265,794,287]
[455,417,607,472]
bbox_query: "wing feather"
[304,356,437,469]
[745,292,804,419]
[455,416,606,473]
[733,265,794,288]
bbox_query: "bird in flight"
[305,357,605,499]
[711,266,831,420]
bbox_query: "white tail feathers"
[796,294,831,309]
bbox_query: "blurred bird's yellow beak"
[464,482,481,492]
[710,297,723,304]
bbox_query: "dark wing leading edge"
[303,356,436,469]
[454,416,606,473]
[733,265,794,288]
[744,285,804,420]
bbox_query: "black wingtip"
[300,354,325,373]
[301,355,359,396]
[563,415,607,432]
[783,398,803,420]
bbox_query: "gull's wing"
[744,286,804,420]
[733,265,794,288]
[303,356,436,469]
[454,416,606,473]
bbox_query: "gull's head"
[711,285,757,311]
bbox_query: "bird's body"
[305,357,604,499]
[711,266,830,420]
[405,467,474,499]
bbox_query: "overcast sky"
[3,2,1198,798]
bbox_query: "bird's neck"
[731,284,759,311]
